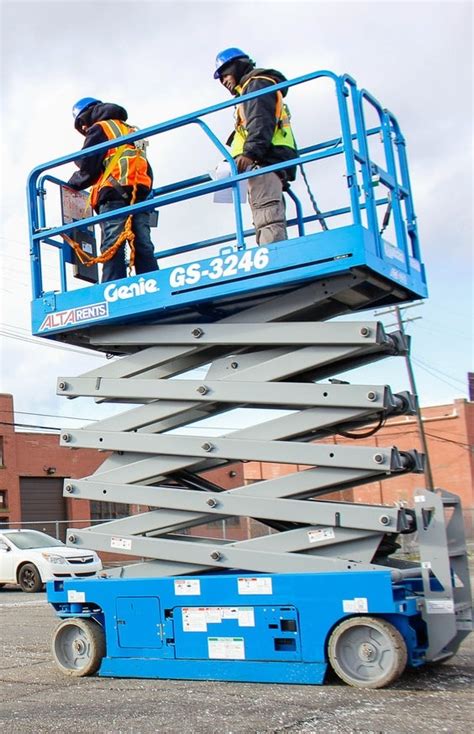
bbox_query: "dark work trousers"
[98,200,158,282]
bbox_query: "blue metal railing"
[27,70,421,300]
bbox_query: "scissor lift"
[27,71,471,687]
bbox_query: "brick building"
[1,393,472,542]
[0,393,243,541]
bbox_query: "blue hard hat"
[213,47,249,79]
[72,97,101,121]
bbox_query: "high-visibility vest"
[90,119,151,208]
[230,75,297,158]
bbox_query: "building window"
[90,501,129,521]
[0,490,7,508]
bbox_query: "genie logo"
[104,277,159,302]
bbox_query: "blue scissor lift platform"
[27,71,471,687]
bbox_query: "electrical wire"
[424,431,472,450]
[412,355,467,385]
[0,328,105,358]
[0,419,60,432]
[12,409,94,422]
[411,357,467,392]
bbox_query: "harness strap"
[86,144,128,208]
[237,75,284,128]
[66,119,143,274]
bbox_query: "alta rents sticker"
[38,302,109,332]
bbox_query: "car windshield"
[3,531,65,550]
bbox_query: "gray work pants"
[248,171,287,245]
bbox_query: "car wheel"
[18,563,44,593]
[327,616,407,688]
[0,583,5,589]
[52,618,105,677]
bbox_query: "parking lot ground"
[1,587,472,734]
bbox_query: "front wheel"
[327,616,407,688]
[18,563,43,593]
[52,618,105,676]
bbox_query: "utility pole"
[375,303,435,491]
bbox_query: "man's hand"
[235,155,255,173]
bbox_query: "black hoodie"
[234,68,297,180]
[67,102,153,209]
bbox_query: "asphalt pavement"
[0,587,472,734]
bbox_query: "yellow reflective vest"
[230,75,297,158]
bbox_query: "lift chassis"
[27,70,472,687]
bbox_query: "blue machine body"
[48,571,425,683]
[31,71,443,684]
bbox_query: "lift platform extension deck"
[28,71,471,688]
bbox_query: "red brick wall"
[0,393,107,525]
[0,393,244,530]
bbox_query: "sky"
[0,0,472,435]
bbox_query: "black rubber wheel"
[52,618,105,677]
[0,583,5,589]
[328,616,407,689]
[18,563,43,593]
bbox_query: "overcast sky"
[0,0,472,433]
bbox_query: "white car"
[0,529,102,593]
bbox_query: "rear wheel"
[18,563,43,593]
[52,618,105,676]
[328,616,407,688]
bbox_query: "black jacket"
[67,103,153,209]
[236,68,297,180]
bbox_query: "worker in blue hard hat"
[67,97,158,282]
[214,48,297,245]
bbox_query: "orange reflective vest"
[90,119,151,209]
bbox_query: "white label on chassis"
[169,248,270,289]
[208,637,245,660]
[237,577,272,595]
[174,579,201,596]
[343,597,368,613]
[182,606,255,632]
[67,590,86,603]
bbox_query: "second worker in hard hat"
[68,97,158,282]
[214,48,297,245]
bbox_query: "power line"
[0,419,60,432]
[0,328,105,358]
[424,431,472,451]
[412,358,467,392]
[412,356,467,387]
[12,409,94,422]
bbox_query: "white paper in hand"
[211,161,247,204]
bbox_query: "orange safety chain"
[61,142,143,275]
[62,182,137,275]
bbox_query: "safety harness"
[230,75,296,157]
[62,121,149,275]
